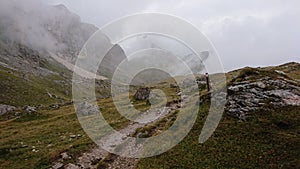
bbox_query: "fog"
[0,0,57,51]
[45,0,300,71]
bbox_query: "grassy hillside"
[136,62,300,168]
[0,62,299,168]
[0,60,72,107]
[0,96,132,169]
[137,101,300,168]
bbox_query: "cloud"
[0,0,62,51]
[37,0,300,70]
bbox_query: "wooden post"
[205,73,210,92]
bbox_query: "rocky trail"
[52,97,187,169]
[49,53,108,80]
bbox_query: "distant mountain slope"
[0,1,126,107]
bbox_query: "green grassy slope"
[0,62,299,168]
[0,96,131,169]
[0,60,72,107]
[137,101,300,168]
[136,62,300,168]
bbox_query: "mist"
[0,0,96,57]
[45,0,300,71]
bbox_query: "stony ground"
[52,97,186,169]
[226,76,300,120]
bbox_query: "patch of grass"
[0,64,70,107]
[269,62,300,80]
[0,59,112,107]
[137,102,300,168]
[0,96,132,169]
[133,110,180,138]
[228,62,300,84]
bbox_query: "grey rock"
[69,135,76,139]
[0,104,16,115]
[23,106,37,113]
[52,162,64,169]
[61,152,71,160]
[226,77,300,120]
[134,87,150,100]
[64,163,79,169]
[170,84,177,88]
[76,102,99,116]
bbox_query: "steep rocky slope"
[0,1,126,108]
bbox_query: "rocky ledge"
[226,77,300,120]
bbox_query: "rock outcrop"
[226,76,300,120]
[0,104,16,115]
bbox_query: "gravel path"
[52,99,184,169]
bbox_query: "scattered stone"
[23,106,37,113]
[61,152,71,160]
[0,104,16,116]
[76,102,99,116]
[275,70,286,75]
[20,142,28,148]
[170,84,177,88]
[64,163,79,169]
[32,149,39,153]
[52,162,64,169]
[50,104,60,109]
[47,92,53,98]
[70,135,76,139]
[14,112,21,116]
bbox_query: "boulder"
[23,106,37,113]
[76,102,99,116]
[134,87,151,100]
[0,104,16,116]
[170,84,177,88]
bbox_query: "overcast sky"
[46,0,300,71]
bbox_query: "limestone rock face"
[226,77,300,120]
